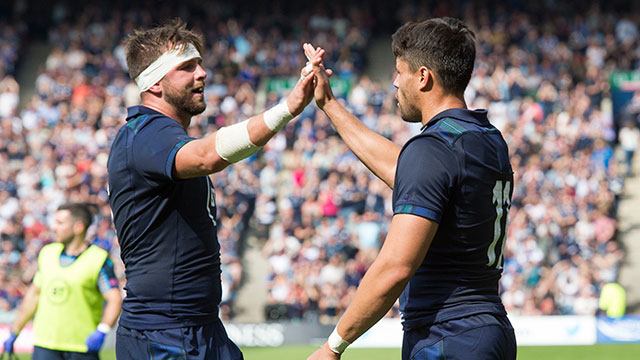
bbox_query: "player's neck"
[141,96,192,129]
[64,238,89,257]
[420,93,467,127]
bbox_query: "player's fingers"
[300,71,314,86]
[313,47,325,60]
[304,43,313,55]
[304,43,315,61]
[311,56,326,73]
[325,68,333,78]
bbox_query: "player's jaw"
[396,87,421,123]
[164,81,207,116]
[53,224,74,245]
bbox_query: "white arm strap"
[263,101,294,132]
[215,119,259,163]
[215,102,294,163]
[327,327,350,354]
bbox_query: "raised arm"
[174,47,324,180]
[306,43,401,189]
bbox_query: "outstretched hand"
[285,44,326,116]
[303,43,335,109]
[306,343,342,360]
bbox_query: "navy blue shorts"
[32,346,99,360]
[402,313,516,360]
[115,319,243,360]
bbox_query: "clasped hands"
[298,43,336,111]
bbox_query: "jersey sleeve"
[393,136,458,223]
[132,117,193,182]
[97,257,119,294]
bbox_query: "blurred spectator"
[1,0,637,323]
[619,121,639,176]
[599,282,626,318]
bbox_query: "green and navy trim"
[421,110,498,147]
[394,204,441,223]
[164,138,193,179]
[126,114,150,135]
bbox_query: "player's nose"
[195,64,207,80]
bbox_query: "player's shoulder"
[401,122,458,155]
[88,243,110,257]
[122,106,181,137]
[126,112,179,136]
[422,116,498,147]
[39,242,63,253]
[36,242,63,262]
[397,128,459,173]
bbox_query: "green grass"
[10,344,640,359]
[242,345,640,359]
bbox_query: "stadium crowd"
[1,0,639,323]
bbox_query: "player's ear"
[73,220,86,236]
[417,66,433,91]
[147,81,163,96]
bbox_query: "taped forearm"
[215,102,294,163]
[263,101,294,132]
[215,119,260,163]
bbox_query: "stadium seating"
[0,0,636,323]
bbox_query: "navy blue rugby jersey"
[393,108,513,330]
[107,106,221,329]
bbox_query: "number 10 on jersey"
[487,180,511,269]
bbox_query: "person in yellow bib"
[599,282,626,318]
[1,203,122,359]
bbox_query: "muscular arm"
[336,214,437,341]
[321,99,401,189]
[308,214,437,359]
[174,46,324,180]
[100,288,122,328]
[173,112,273,179]
[10,284,40,334]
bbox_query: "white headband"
[135,43,202,92]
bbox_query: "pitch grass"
[241,345,640,359]
[10,344,640,359]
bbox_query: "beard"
[164,82,206,116]
[397,88,421,123]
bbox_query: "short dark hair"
[57,203,93,230]
[392,18,476,96]
[123,18,205,81]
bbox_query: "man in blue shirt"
[108,19,322,359]
[307,18,516,360]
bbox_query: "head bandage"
[135,43,202,92]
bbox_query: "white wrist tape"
[97,323,111,334]
[263,101,294,132]
[135,43,202,92]
[215,119,260,163]
[300,63,313,79]
[327,327,350,354]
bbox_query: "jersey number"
[206,177,217,226]
[487,180,511,269]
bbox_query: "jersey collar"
[421,108,489,131]
[126,105,164,121]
